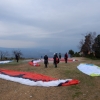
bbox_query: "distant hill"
[0,47,55,58]
[0,47,68,59]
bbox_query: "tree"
[68,49,74,57]
[92,35,100,58]
[78,39,84,50]
[12,50,22,62]
[79,32,96,56]
[0,51,9,60]
[73,52,80,57]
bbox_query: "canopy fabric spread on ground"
[77,63,100,76]
[0,60,12,64]
[0,69,79,87]
[28,59,41,66]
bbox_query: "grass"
[0,57,100,100]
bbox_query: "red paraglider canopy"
[29,61,40,66]
[0,69,80,87]
[28,59,41,66]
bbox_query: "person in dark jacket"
[64,53,68,63]
[44,55,48,68]
[58,53,61,63]
[15,54,19,62]
[53,53,59,68]
[59,53,61,59]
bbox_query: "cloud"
[0,0,100,52]
[0,40,36,48]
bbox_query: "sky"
[0,0,100,53]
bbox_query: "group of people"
[43,52,68,68]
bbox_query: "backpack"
[56,57,59,63]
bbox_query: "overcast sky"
[0,0,100,53]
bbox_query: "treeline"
[68,32,100,59]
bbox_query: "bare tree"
[0,51,9,60]
[78,39,84,50]
[12,50,22,62]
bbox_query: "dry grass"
[0,57,100,100]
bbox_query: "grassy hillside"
[0,57,100,100]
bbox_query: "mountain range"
[0,47,65,59]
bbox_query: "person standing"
[15,54,19,62]
[44,55,48,68]
[64,53,68,63]
[53,53,59,68]
[59,53,61,59]
[59,53,61,62]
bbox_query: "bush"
[86,53,97,59]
